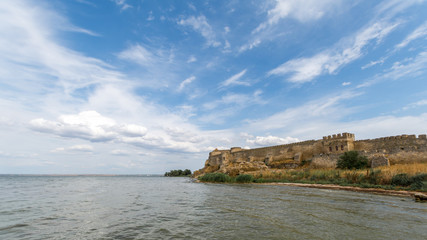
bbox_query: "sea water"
[1,175,426,239]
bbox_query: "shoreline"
[256,182,424,198]
[194,178,426,200]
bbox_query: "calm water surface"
[0,176,426,239]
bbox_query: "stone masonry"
[194,133,427,177]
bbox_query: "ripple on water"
[1,176,427,240]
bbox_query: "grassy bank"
[198,163,427,192]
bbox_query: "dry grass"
[375,163,427,183]
[311,157,336,169]
[247,163,427,187]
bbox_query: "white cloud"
[376,0,425,19]
[0,0,240,173]
[247,91,361,132]
[117,44,154,66]
[187,55,197,63]
[361,58,386,69]
[395,21,427,49]
[402,99,427,111]
[246,135,299,146]
[358,51,427,88]
[219,69,250,87]
[115,44,182,88]
[30,111,126,142]
[239,39,261,53]
[178,15,221,47]
[28,109,228,153]
[343,114,427,140]
[199,91,265,125]
[111,149,131,156]
[178,76,196,91]
[269,21,400,83]
[255,0,342,32]
[243,90,427,140]
[115,124,148,137]
[112,0,132,11]
[223,40,231,51]
[342,82,351,86]
[51,144,94,153]
[0,1,125,99]
[203,90,264,110]
[147,11,154,21]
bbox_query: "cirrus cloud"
[268,21,400,83]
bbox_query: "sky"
[0,0,426,174]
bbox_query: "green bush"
[391,173,427,190]
[410,173,427,190]
[198,173,231,183]
[235,174,253,183]
[164,169,191,177]
[367,169,381,185]
[253,178,265,183]
[337,151,368,169]
[300,159,312,166]
[344,171,364,184]
[391,173,411,186]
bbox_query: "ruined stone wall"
[355,134,427,164]
[194,133,427,177]
[355,134,427,153]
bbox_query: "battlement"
[323,132,355,141]
[209,148,228,157]
[355,134,427,142]
[230,147,243,153]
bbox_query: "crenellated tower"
[322,132,355,154]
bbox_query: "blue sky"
[0,0,426,174]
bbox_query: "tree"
[337,151,368,169]
[164,169,192,177]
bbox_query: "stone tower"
[322,133,355,154]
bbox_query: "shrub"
[410,173,427,183]
[391,173,411,186]
[337,151,368,170]
[410,173,427,190]
[164,169,191,177]
[344,171,364,184]
[198,173,231,183]
[253,178,265,183]
[367,169,381,185]
[300,159,312,166]
[235,174,254,183]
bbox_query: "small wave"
[0,223,29,231]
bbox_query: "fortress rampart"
[195,133,427,177]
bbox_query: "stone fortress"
[194,133,427,177]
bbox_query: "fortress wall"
[386,151,427,164]
[197,133,427,177]
[228,140,320,163]
[242,140,317,157]
[355,134,427,153]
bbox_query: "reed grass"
[198,163,427,191]
[246,163,427,191]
